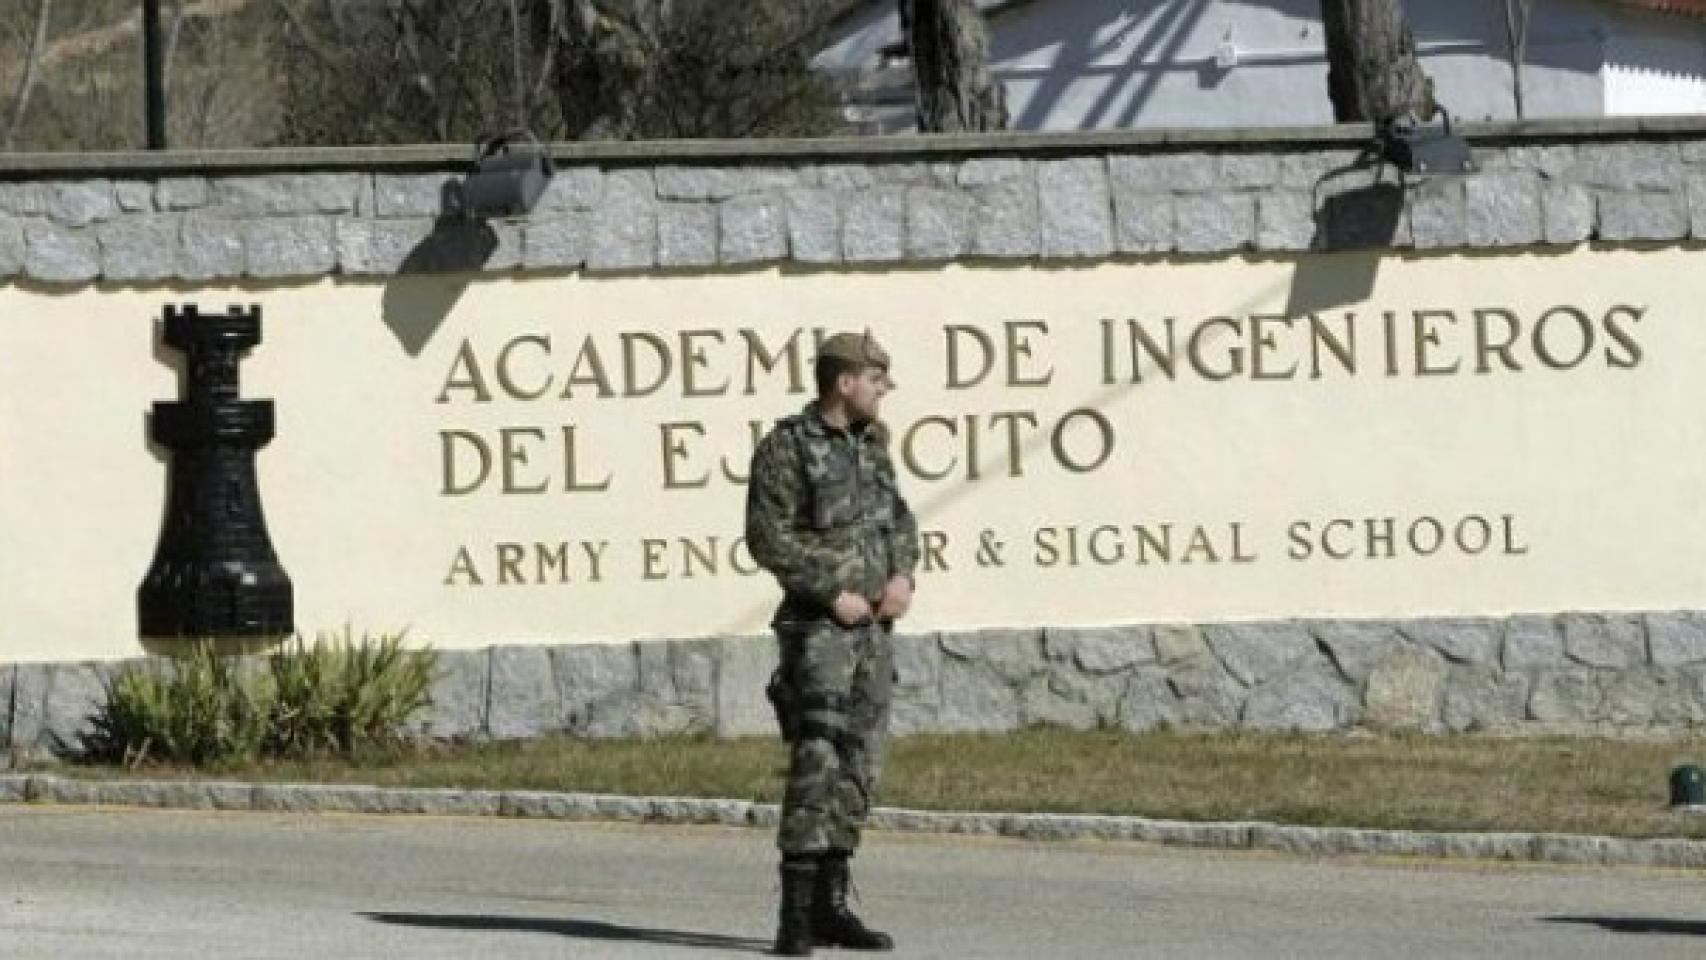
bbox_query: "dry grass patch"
[59,729,1706,839]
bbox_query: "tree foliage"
[0,0,853,149]
[274,0,524,145]
[275,0,852,145]
[537,0,856,140]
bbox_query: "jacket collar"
[801,400,868,441]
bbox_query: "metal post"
[142,0,166,149]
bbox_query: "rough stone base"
[9,612,1706,762]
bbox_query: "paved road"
[3,805,1706,958]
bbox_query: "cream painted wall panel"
[0,290,176,661]
[0,250,1700,662]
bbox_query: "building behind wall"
[819,0,1706,133]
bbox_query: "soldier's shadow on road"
[360,911,771,953]
[1544,915,1706,936]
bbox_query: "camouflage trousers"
[772,619,894,856]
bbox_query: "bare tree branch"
[272,0,341,67]
[3,0,53,150]
[528,0,562,102]
[1503,0,1537,119]
[165,0,187,83]
[505,0,525,126]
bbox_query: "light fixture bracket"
[1376,110,1475,177]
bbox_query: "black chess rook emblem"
[139,304,293,638]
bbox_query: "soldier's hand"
[832,591,874,627]
[878,575,913,621]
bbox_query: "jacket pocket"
[807,453,860,530]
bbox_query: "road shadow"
[360,911,771,953]
[1544,915,1706,936]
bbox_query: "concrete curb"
[5,774,1706,869]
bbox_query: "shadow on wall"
[146,313,186,466]
[379,182,500,358]
[1284,158,1405,316]
[990,0,1606,130]
[1011,0,1216,130]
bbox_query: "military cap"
[816,330,895,385]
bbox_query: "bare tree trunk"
[503,0,526,127]
[526,0,561,101]
[4,0,53,149]
[903,0,1007,133]
[536,0,669,139]
[1320,0,1435,125]
[1502,0,1536,119]
[165,0,186,82]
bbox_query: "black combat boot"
[774,856,817,957]
[812,852,894,951]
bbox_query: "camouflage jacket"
[745,402,920,625]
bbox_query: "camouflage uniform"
[746,400,920,857]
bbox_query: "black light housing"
[1671,764,1705,809]
[456,129,554,219]
[1377,110,1475,176]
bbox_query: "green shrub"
[85,642,273,766]
[85,630,437,767]
[266,629,437,756]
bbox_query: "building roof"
[1608,0,1706,16]
[839,0,1706,23]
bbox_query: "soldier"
[745,330,920,956]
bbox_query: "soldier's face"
[841,366,890,423]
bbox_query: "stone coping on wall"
[2,119,1706,285]
[9,612,1706,763]
[6,116,1706,175]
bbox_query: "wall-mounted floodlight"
[455,129,555,219]
[1672,764,1705,810]
[1376,109,1474,176]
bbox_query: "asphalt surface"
[4,805,1706,959]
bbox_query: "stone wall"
[4,119,1706,285]
[5,119,1706,751]
[10,611,1706,761]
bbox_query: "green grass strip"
[54,728,1706,840]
